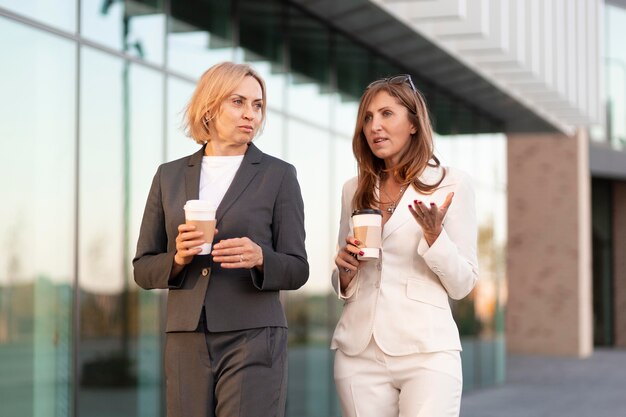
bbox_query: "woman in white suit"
[332,75,478,417]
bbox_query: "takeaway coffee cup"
[184,200,217,255]
[351,209,382,260]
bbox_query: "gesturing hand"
[408,192,454,246]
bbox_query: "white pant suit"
[331,166,479,417]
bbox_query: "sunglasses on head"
[366,74,417,93]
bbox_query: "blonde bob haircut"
[184,62,267,144]
[352,79,445,211]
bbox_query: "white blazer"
[331,166,479,356]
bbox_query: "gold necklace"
[380,184,406,214]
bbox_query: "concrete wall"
[506,130,593,357]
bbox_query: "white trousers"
[334,338,462,417]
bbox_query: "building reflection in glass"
[0,16,76,417]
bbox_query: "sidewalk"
[460,348,626,417]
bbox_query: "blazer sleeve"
[331,179,360,300]
[417,172,479,299]
[250,164,309,291]
[132,166,185,290]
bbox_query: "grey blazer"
[133,143,309,332]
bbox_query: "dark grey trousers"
[164,325,288,417]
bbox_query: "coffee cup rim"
[184,199,217,211]
[351,209,382,217]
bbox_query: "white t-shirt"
[199,155,245,208]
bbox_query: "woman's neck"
[381,170,401,185]
[204,141,247,156]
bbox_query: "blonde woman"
[331,75,478,417]
[134,62,309,417]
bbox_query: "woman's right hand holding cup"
[335,236,364,291]
[173,224,205,268]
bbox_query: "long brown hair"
[352,78,445,210]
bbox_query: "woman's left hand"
[408,192,454,246]
[212,237,264,270]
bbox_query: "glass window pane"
[457,102,477,134]
[431,92,454,135]
[0,0,77,32]
[237,0,286,111]
[78,47,166,417]
[238,0,283,64]
[370,56,402,80]
[168,0,233,79]
[334,36,369,136]
[330,132,357,275]
[287,6,331,125]
[79,46,166,417]
[591,179,614,346]
[0,18,75,417]
[249,59,287,112]
[335,36,370,100]
[80,0,165,65]
[435,132,507,389]
[256,109,285,159]
[286,121,332,294]
[78,46,125,415]
[166,77,201,161]
[332,92,359,137]
[128,64,165,417]
[331,135,357,226]
[284,120,338,417]
[606,5,626,149]
[287,72,331,126]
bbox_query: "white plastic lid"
[184,200,216,212]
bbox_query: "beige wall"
[614,181,626,348]
[506,130,593,357]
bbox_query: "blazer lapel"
[215,143,263,225]
[382,185,416,242]
[381,165,445,242]
[185,145,205,201]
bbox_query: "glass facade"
[436,134,507,389]
[605,3,626,149]
[0,15,76,417]
[591,179,614,347]
[594,3,626,350]
[0,1,506,416]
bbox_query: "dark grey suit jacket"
[133,143,309,332]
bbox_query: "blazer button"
[376,262,382,271]
[201,268,209,277]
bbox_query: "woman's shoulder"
[343,176,358,186]
[159,147,204,170]
[443,166,472,184]
[258,153,302,183]
[259,152,293,170]
[439,167,476,201]
[162,155,192,168]
[154,152,198,179]
[422,165,472,187]
[342,176,359,194]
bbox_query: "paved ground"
[461,348,626,417]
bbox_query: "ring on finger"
[343,267,351,273]
[239,254,244,263]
